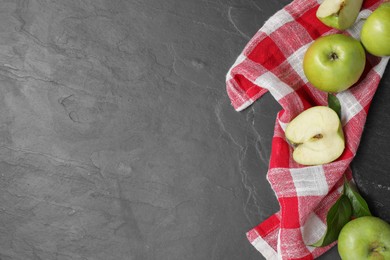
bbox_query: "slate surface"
[0,0,388,260]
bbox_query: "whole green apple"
[338,216,390,260]
[360,2,390,57]
[316,0,363,30]
[303,34,366,93]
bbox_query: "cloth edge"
[247,230,279,260]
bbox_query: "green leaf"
[343,178,372,218]
[328,93,341,119]
[311,194,352,247]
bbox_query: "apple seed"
[338,2,346,14]
[312,134,323,139]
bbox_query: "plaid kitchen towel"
[226,0,389,259]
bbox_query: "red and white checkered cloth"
[226,0,389,259]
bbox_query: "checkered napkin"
[226,0,389,259]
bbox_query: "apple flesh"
[303,34,366,93]
[338,216,390,260]
[360,2,390,57]
[285,106,345,166]
[316,0,363,30]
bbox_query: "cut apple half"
[317,0,345,17]
[285,106,345,166]
[316,0,363,30]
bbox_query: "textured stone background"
[0,0,388,259]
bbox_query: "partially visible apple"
[360,2,390,57]
[303,34,366,93]
[285,106,345,166]
[338,216,390,260]
[316,0,363,30]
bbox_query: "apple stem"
[370,242,386,253]
[329,52,339,60]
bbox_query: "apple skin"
[303,34,366,93]
[360,2,390,57]
[338,216,390,260]
[317,0,363,30]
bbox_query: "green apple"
[360,2,390,57]
[303,34,366,93]
[285,106,345,166]
[338,216,390,260]
[316,0,363,30]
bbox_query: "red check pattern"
[226,0,389,259]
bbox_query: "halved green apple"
[285,106,345,166]
[316,0,363,30]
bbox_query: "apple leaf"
[343,177,372,218]
[311,194,352,247]
[328,93,341,119]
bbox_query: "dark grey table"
[0,1,388,259]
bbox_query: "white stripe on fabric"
[287,43,311,82]
[255,71,294,101]
[374,57,390,76]
[278,119,288,132]
[346,24,362,40]
[261,9,294,35]
[235,100,254,112]
[251,236,279,260]
[336,91,363,125]
[356,9,372,23]
[277,230,282,260]
[290,166,328,196]
[346,10,370,40]
[226,53,247,81]
[301,213,327,250]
